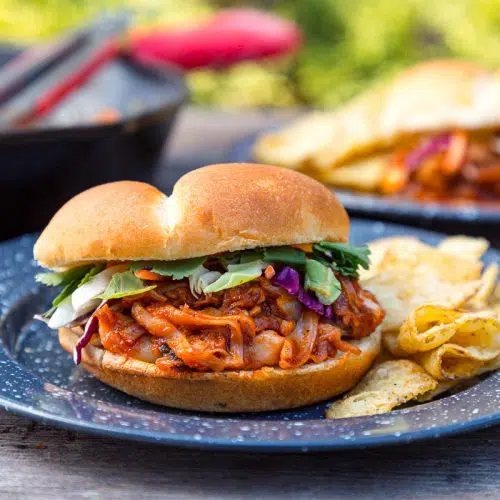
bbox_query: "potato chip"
[367,236,427,255]
[452,311,499,344]
[493,282,500,302]
[374,343,396,363]
[398,306,467,354]
[400,308,500,379]
[468,263,499,309]
[437,236,489,262]
[415,380,461,403]
[364,236,483,282]
[382,330,408,357]
[325,360,437,419]
[364,271,481,332]
[486,283,500,320]
[490,305,500,321]
[416,344,500,380]
[414,310,500,380]
[362,235,484,332]
[416,374,492,402]
[359,237,424,281]
[477,354,500,374]
[379,246,482,283]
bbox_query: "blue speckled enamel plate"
[228,132,500,225]
[0,221,499,452]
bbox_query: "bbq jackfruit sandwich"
[34,163,385,412]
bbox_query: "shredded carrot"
[264,265,276,279]
[379,166,408,194]
[106,261,125,268]
[442,130,468,174]
[134,270,165,281]
[292,243,313,253]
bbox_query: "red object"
[6,9,300,127]
[130,9,302,70]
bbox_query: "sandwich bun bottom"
[59,327,381,412]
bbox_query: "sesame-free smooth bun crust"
[59,327,381,412]
[34,163,349,269]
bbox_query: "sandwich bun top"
[34,163,349,269]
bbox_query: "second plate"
[227,131,500,227]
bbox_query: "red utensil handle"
[131,9,302,70]
[16,41,121,125]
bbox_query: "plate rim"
[1,394,499,452]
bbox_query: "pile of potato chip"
[326,235,500,419]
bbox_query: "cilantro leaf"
[239,250,264,264]
[35,264,93,287]
[38,264,105,318]
[317,242,370,268]
[96,271,156,300]
[315,242,371,278]
[217,250,264,267]
[52,282,78,307]
[40,281,79,318]
[263,246,307,266]
[78,263,105,286]
[35,272,66,287]
[129,257,206,280]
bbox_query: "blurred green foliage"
[3,0,500,108]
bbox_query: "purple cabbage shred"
[272,266,300,295]
[273,266,330,317]
[73,301,107,364]
[405,134,450,172]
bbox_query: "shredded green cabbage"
[203,260,265,293]
[304,259,341,305]
[97,271,156,300]
[189,265,221,297]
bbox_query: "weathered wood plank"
[0,413,499,499]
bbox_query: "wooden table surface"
[1,107,499,499]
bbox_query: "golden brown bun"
[59,327,381,412]
[253,59,500,172]
[34,163,348,269]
